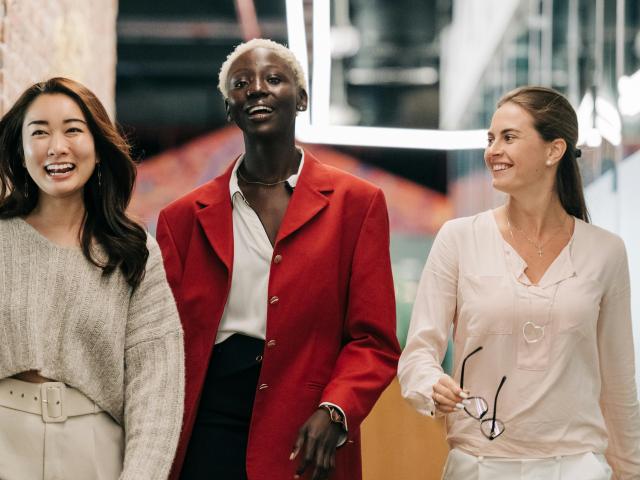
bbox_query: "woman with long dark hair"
[157,39,399,480]
[0,77,184,479]
[399,86,640,479]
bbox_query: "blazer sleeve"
[397,220,458,418]
[597,239,640,479]
[120,236,185,480]
[319,188,400,435]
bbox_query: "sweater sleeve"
[597,239,640,479]
[120,236,185,480]
[397,220,459,418]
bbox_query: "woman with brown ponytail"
[399,86,640,479]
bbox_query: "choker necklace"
[506,210,569,257]
[237,167,289,187]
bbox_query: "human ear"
[296,89,308,112]
[224,99,232,122]
[546,138,566,166]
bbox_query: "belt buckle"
[41,382,67,423]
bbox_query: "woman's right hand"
[432,374,469,414]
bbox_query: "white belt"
[0,378,102,423]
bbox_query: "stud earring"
[545,160,553,166]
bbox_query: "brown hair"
[497,86,590,222]
[0,77,148,288]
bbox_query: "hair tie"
[575,148,582,158]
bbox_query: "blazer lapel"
[276,151,333,244]
[195,162,235,271]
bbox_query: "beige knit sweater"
[0,217,184,480]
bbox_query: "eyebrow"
[27,118,87,127]
[487,128,521,136]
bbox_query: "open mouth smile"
[44,163,76,176]
[491,163,513,172]
[245,104,274,120]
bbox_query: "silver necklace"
[237,168,289,187]
[506,210,569,257]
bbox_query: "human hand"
[290,409,344,480]
[432,374,470,414]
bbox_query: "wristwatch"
[319,405,346,430]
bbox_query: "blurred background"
[2,1,638,478]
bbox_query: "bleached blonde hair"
[218,38,307,99]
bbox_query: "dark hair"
[0,77,148,288]
[497,86,590,223]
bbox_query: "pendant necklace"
[506,210,569,257]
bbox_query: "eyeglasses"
[460,346,507,440]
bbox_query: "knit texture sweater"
[0,217,184,480]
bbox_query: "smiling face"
[485,101,564,195]
[22,93,97,204]
[224,47,307,138]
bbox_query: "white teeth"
[45,163,75,175]
[247,105,273,114]
[492,163,512,171]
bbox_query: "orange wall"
[361,379,449,480]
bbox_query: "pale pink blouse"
[398,210,640,478]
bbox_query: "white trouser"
[442,448,612,480]
[0,378,124,480]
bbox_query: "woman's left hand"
[291,409,343,479]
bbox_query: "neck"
[27,194,86,235]
[241,133,300,182]
[505,190,567,237]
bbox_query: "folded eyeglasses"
[460,346,507,440]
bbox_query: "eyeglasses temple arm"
[490,376,507,434]
[460,346,483,391]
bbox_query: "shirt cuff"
[319,402,348,447]
[405,391,439,418]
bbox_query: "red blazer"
[157,151,400,480]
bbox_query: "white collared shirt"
[215,151,304,344]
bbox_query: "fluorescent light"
[296,124,487,150]
[331,26,360,58]
[347,67,439,86]
[618,70,640,117]
[577,92,621,147]
[576,92,593,146]
[595,97,622,146]
[286,0,486,150]
[586,127,603,148]
[287,1,625,151]
[596,97,621,132]
[311,0,331,126]
[285,0,311,126]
